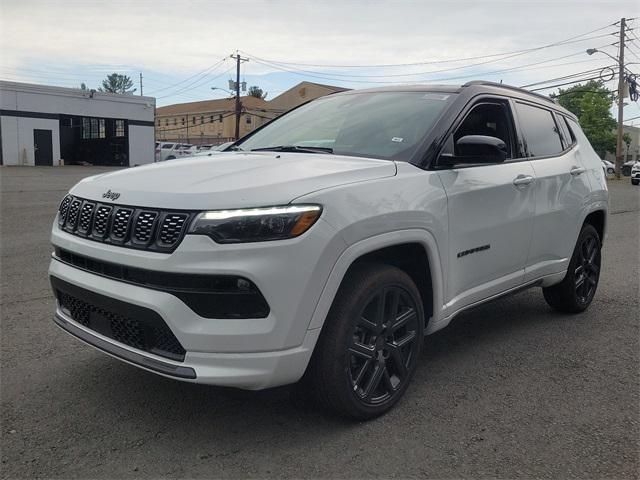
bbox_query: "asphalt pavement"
[1,166,638,479]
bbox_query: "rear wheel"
[307,263,424,420]
[543,224,601,313]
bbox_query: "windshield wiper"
[250,145,333,154]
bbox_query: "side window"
[515,102,563,157]
[556,114,573,149]
[562,116,577,145]
[452,102,515,158]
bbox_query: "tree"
[553,80,616,158]
[79,82,88,90]
[248,85,267,99]
[100,73,136,95]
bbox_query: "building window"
[90,118,99,139]
[115,119,125,137]
[99,119,106,138]
[173,118,177,126]
[192,116,196,125]
[82,118,91,139]
[245,115,252,125]
[210,115,214,122]
[219,114,223,122]
[182,118,185,125]
[165,119,169,126]
[200,115,204,124]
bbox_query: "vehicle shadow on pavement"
[58,288,559,426]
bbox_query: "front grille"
[58,196,72,226]
[65,199,82,230]
[77,202,95,234]
[54,279,186,361]
[133,212,158,243]
[110,208,133,240]
[57,195,193,253]
[158,214,188,247]
[93,206,112,237]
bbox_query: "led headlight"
[188,205,322,243]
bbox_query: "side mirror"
[439,135,508,166]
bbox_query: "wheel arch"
[583,209,606,244]
[307,229,445,334]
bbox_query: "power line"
[529,73,616,91]
[520,66,616,88]
[243,34,616,80]
[239,22,618,69]
[249,46,616,85]
[155,66,233,99]
[145,57,228,95]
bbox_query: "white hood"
[70,152,397,209]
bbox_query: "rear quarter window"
[515,102,564,157]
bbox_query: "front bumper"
[49,218,346,389]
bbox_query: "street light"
[586,48,619,63]
[211,87,235,96]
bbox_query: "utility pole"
[230,53,248,141]
[139,72,143,96]
[615,18,626,179]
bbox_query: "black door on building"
[34,129,53,166]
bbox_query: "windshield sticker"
[423,93,450,101]
[391,137,404,143]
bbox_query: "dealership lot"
[1,166,638,478]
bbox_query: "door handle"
[570,166,586,176]
[513,174,534,187]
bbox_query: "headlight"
[188,205,322,243]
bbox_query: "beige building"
[155,81,349,145]
[604,124,640,163]
[155,95,270,145]
[267,81,349,116]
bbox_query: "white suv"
[631,161,640,185]
[50,82,608,419]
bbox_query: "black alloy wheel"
[543,223,601,313]
[574,234,600,305]
[305,263,424,419]
[348,287,420,406]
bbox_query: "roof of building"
[269,81,350,103]
[156,95,269,116]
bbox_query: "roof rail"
[462,80,556,105]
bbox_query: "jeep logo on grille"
[102,190,121,201]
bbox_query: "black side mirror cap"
[439,135,508,167]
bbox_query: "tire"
[305,263,424,420]
[543,224,601,313]
[607,167,614,175]
[166,156,176,160]
[632,179,639,186]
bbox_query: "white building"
[0,81,155,167]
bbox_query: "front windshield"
[237,91,454,162]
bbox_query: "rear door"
[513,103,592,282]
[436,97,536,312]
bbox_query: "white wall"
[1,115,61,166]
[128,125,155,166]
[0,81,155,167]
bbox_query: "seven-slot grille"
[58,195,192,252]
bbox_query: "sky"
[0,0,638,123]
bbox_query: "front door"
[437,99,536,314]
[34,129,53,166]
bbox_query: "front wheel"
[306,263,424,420]
[543,223,601,313]
[632,178,639,186]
